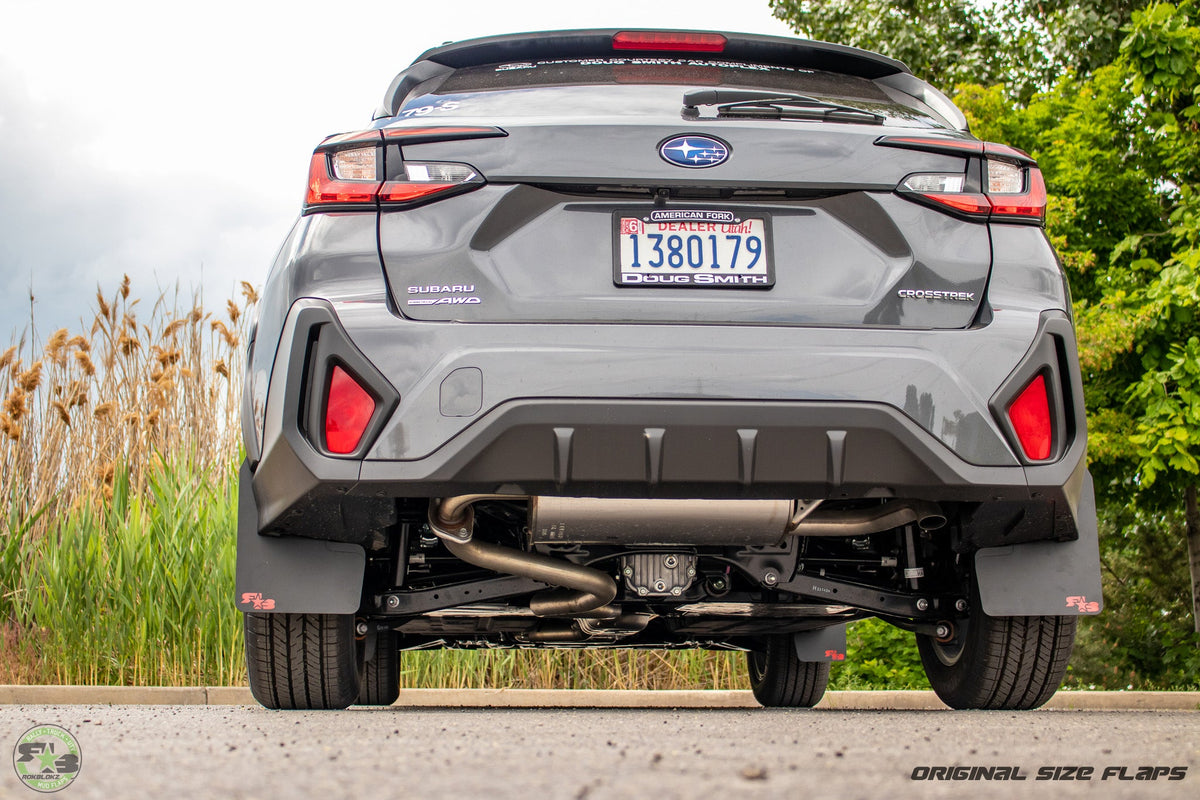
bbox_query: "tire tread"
[919,611,1076,710]
[244,612,361,710]
[748,635,830,708]
[358,631,400,706]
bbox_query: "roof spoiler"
[374,29,909,116]
[372,29,964,131]
[413,29,908,75]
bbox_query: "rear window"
[396,58,945,127]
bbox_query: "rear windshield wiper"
[682,89,886,125]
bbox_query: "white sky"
[0,0,795,339]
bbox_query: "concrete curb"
[0,686,213,706]
[1,686,1196,710]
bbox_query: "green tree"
[770,0,1140,100]
[773,1,1200,670]
[1106,1,1200,631]
[770,1,1006,86]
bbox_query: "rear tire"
[917,607,1076,710]
[747,635,830,708]
[357,630,400,706]
[244,612,362,710]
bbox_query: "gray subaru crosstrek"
[236,29,1103,710]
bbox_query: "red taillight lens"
[881,136,1046,224]
[875,135,984,157]
[987,164,1047,222]
[612,31,726,52]
[898,173,990,217]
[306,149,381,206]
[919,192,992,215]
[381,126,506,144]
[1007,374,1052,460]
[379,161,482,203]
[896,164,1046,223]
[325,365,375,455]
[378,182,464,202]
[304,129,490,211]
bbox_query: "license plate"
[613,210,774,288]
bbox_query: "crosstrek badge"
[897,289,977,301]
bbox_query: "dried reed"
[0,275,256,524]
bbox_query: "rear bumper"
[248,298,1091,545]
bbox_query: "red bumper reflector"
[1008,374,1052,460]
[325,365,375,454]
[612,31,726,52]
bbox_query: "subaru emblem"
[659,135,730,168]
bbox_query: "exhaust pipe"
[793,501,947,537]
[436,495,945,547]
[522,622,587,644]
[522,613,653,644]
[429,495,945,616]
[429,499,618,618]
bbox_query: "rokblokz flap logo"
[12,724,81,793]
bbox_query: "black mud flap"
[974,472,1103,617]
[235,462,365,614]
[793,624,848,662]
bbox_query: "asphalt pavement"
[0,701,1196,799]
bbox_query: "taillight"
[880,135,1047,224]
[306,147,380,206]
[380,162,481,203]
[898,173,990,217]
[303,127,498,212]
[985,161,1047,221]
[612,31,726,52]
[875,135,983,157]
[325,365,375,455]
[1007,374,1052,461]
[381,126,507,144]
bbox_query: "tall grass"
[0,276,893,690]
[2,462,243,685]
[401,650,750,691]
[1,277,253,684]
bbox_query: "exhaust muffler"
[529,497,944,545]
